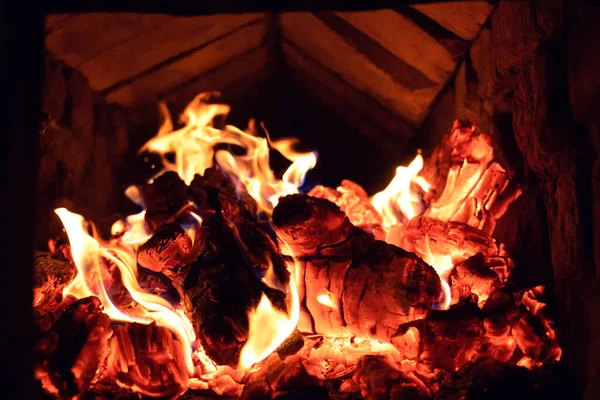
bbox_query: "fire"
[371,153,429,227]
[317,292,338,310]
[42,91,557,399]
[55,208,196,374]
[140,93,317,215]
[239,241,301,369]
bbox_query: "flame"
[422,233,454,310]
[140,93,317,215]
[55,208,195,374]
[371,154,429,227]
[238,241,301,369]
[317,292,338,310]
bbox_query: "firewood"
[136,167,292,367]
[33,250,77,308]
[105,322,189,398]
[396,216,498,261]
[34,296,113,399]
[272,194,443,341]
[165,215,287,367]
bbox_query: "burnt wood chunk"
[33,250,77,308]
[419,297,484,373]
[150,168,291,366]
[137,223,197,272]
[34,296,113,399]
[139,171,189,231]
[272,194,442,341]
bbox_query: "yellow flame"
[316,292,338,310]
[140,93,317,215]
[421,233,453,310]
[56,208,195,374]
[371,154,429,227]
[238,241,301,369]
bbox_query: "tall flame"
[371,154,429,227]
[238,240,301,369]
[141,93,317,215]
[56,208,196,374]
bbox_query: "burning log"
[105,322,189,398]
[137,168,291,366]
[309,179,385,240]
[34,296,113,399]
[272,194,443,341]
[397,216,498,262]
[138,223,198,273]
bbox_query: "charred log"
[272,194,442,341]
[34,296,113,399]
[138,223,198,273]
[139,171,189,231]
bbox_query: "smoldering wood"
[33,250,77,309]
[272,194,443,341]
[34,296,113,399]
[105,322,189,398]
[351,355,430,400]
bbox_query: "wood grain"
[410,1,495,40]
[282,41,413,154]
[280,12,437,125]
[45,13,264,92]
[105,19,268,106]
[335,10,455,84]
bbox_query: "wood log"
[272,194,443,341]
[34,296,113,399]
[138,167,290,366]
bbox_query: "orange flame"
[371,154,429,227]
[238,241,300,369]
[317,292,338,310]
[55,208,195,374]
[140,93,317,215]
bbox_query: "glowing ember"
[371,153,430,227]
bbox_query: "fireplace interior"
[5,1,600,399]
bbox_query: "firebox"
[4,1,600,399]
